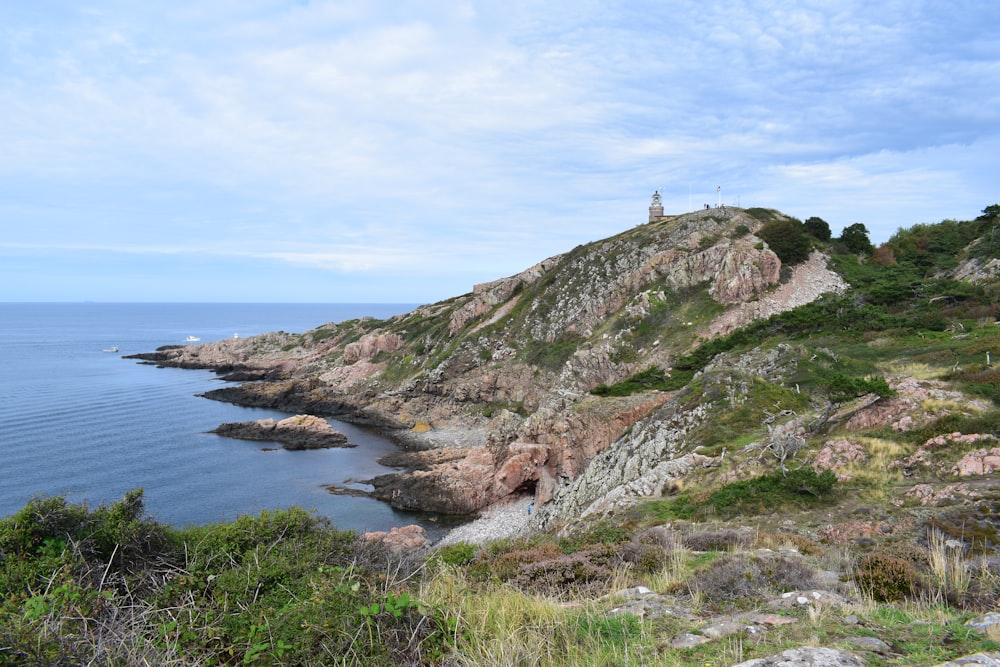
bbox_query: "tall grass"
[420,566,651,667]
[926,529,971,602]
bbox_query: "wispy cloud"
[1,0,998,301]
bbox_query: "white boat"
[233,333,239,339]
[102,346,119,353]
[185,336,200,342]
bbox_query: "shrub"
[682,529,754,552]
[433,542,479,567]
[757,218,811,265]
[853,552,919,601]
[703,468,838,518]
[690,553,817,602]
[804,216,832,241]
[591,366,674,396]
[619,527,681,572]
[839,223,874,254]
[821,373,896,403]
[513,545,619,597]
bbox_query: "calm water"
[0,303,454,536]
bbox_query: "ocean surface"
[0,303,459,537]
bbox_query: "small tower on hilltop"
[648,190,665,222]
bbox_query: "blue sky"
[2,1,998,303]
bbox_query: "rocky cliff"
[132,206,855,517]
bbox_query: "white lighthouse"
[648,190,665,222]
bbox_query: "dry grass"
[884,361,946,380]
[640,544,695,594]
[921,397,982,416]
[844,436,911,497]
[420,566,653,667]
[926,529,971,601]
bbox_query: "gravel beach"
[434,496,535,547]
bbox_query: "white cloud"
[1,0,999,301]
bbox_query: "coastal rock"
[707,250,848,337]
[952,446,1000,476]
[362,524,428,553]
[449,257,561,335]
[343,333,404,364]
[845,378,988,432]
[928,654,1000,667]
[731,647,864,667]
[369,447,495,514]
[212,414,351,450]
[813,439,867,481]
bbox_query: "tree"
[839,223,874,254]
[804,216,832,242]
[757,218,811,265]
[977,204,1000,221]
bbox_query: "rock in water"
[212,414,352,449]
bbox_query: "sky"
[2,1,999,304]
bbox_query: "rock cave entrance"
[512,479,537,497]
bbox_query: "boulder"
[732,647,864,667]
[212,414,351,449]
[362,525,428,553]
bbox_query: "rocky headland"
[128,204,1000,555]
[131,207,852,519]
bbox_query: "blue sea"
[0,302,455,537]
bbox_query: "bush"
[513,545,619,597]
[757,218,811,265]
[704,468,838,518]
[690,553,817,602]
[853,552,919,601]
[619,527,681,572]
[682,529,754,552]
[433,542,479,567]
[821,373,896,403]
[839,223,874,254]
[591,366,674,396]
[804,216,832,241]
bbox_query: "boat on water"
[185,336,200,342]
[102,346,119,353]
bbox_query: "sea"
[0,302,459,538]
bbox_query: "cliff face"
[134,207,849,515]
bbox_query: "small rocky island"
[211,414,352,450]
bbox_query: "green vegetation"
[520,332,584,370]
[757,217,811,265]
[591,366,673,396]
[0,492,453,666]
[804,216,832,241]
[838,222,875,254]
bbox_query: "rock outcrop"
[212,414,351,449]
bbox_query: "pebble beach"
[435,496,535,547]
